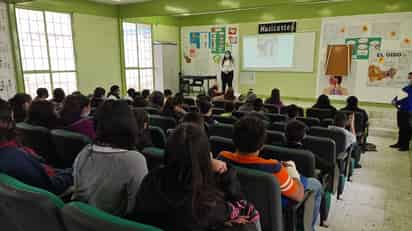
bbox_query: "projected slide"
[243,34,295,69]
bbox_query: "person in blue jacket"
[391,72,412,151]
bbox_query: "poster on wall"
[0,2,17,100]
[317,12,412,103]
[345,37,382,60]
[368,49,412,88]
[211,27,226,54]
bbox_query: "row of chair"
[0,173,162,231]
[16,123,92,168]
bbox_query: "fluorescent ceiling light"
[165,5,188,14]
[220,0,240,8]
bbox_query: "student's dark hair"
[224,88,235,101]
[233,115,266,153]
[221,50,234,65]
[334,111,348,127]
[224,101,235,113]
[127,88,136,98]
[36,88,49,99]
[269,88,281,105]
[197,94,211,105]
[107,85,120,98]
[182,112,204,127]
[27,100,57,128]
[0,99,15,141]
[133,108,149,132]
[9,93,31,123]
[287,104,300,119]
[198,99,212,115]
[346,96,358,109]
[314,94,331,108]
[253,98,264,111]
[142,89,150,99]
[286,120,307,143]
[173,92,185,105]
[52,88,66,103]
[133,96,148,107]
[95,100,138,149]
[93,87,106,98]
[164,123,223,219]
[60,94,90,125]
[409,72,412,75]
[164,89,173,97]
[149,91,164,108]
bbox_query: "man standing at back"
[390,72,412,151]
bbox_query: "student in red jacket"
[0,99,72,195]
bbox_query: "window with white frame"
[122,22,153,91]
[15,8,77,97]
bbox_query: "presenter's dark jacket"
[396,85,412,112]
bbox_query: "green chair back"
[0,173,65,231]
[62,202,163,231]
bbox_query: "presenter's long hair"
[222,50,234,66]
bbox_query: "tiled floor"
[318,136,412,231]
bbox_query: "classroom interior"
[0,0,411,231]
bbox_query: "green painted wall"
[73,13,122,94]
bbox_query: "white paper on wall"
[0,2,17,100]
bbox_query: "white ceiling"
[89,0,152,5]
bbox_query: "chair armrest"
[283,190,316,231]
[336,152,348,161]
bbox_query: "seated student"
[198,98,217,126]
[221,101,235,117]
[238,93,256,112]
[125,88,136,103]
[287,104,300,121]
[26,100,59,129]
[148,91,164,110]
[59,94,95,140]
[73,100,148,217]
[134,109,153,151]
[107,85,121,100]
[51,88,66,113]
[341,96,369,135]
[34,88,49,101]
[9,93,32,123]
[265,88,283,109]
[141,89,151,102]
[134,95,148,108]
[162,95,186,121]
[0,99,72,195]
[208,84,221,98]
[329,112,362,168]
[253,98,267,114]
[285,120,332,174]
[213,87,236,102]
[133,123,260,231]
[164,89,173,102]
[218,115,322,231]
[312,94,337,113]
[91,87,106,108]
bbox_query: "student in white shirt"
[221,50,235,93]
[329,111,362,168]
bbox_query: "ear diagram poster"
[368,49,412,88]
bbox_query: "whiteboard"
[242,32,316,73]
[0,2,17,100]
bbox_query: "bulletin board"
[317,12,412,103]
[181,24,239,93]
[0,2,17,100]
